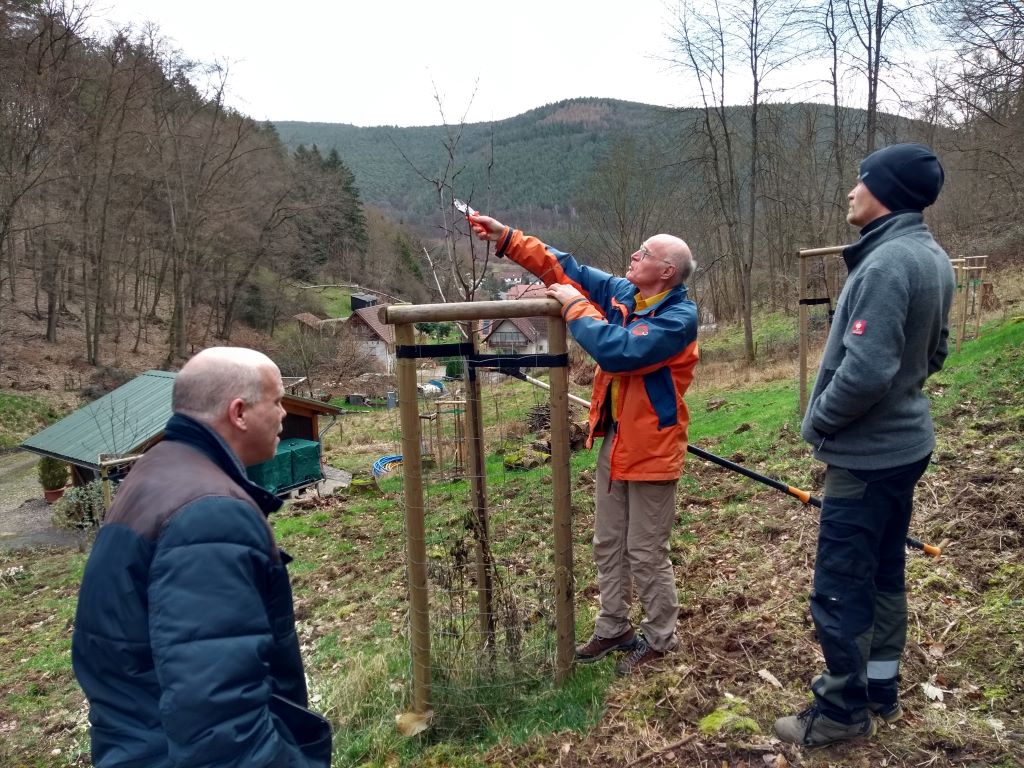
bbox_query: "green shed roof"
[21,370,176,469]
[21,370,342,471]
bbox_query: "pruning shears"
[453,198,477,217]
[456,198,504,258]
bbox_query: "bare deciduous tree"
[576,136,681,274]
[671,0,803,362]
[841,0,925,152]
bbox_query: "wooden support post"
[958,262,966,352]
[100,465,112,511]
[949,258,965,351]
[97,454,142,515]
[382,298,558,324]
[381,298,573,698]
[419,414,435,466]
[547,317,576,681]
[797,246,846,415]
[395,322,432,714]
[973,281,983,340]
[454,405,465,475]
[798,254,809,415]
[434,404,443,475]
[966,256,988,341]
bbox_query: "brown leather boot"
[574,628,638,663]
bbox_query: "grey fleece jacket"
[801,212,955,470]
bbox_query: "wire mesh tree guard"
[380,298,576,722]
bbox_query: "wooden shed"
[21,370,340,496]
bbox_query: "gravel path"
[0,451,86,551]
[0,451,348,551]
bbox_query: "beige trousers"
[592,425,680,651]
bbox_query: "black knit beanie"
[858,143,945,212]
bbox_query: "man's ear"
[227,397,247,430]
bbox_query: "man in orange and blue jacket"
[470,213,699,675]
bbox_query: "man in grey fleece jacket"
[775,143,955,747]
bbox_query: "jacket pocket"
[809,368,838,438]
[270,693,332,766]
[643,368,678,429]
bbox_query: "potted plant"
[38,456,69,503]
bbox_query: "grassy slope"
[319,287,354,319]
[0,395,65,450]
[0,317,1021,767]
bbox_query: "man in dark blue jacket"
[72,347,331,767]
[775,144,954,747]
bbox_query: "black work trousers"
[809,455,931,723]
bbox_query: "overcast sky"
[90,0,714,127]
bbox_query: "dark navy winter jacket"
[72,414,330,767]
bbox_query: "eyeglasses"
[637,244,673,268]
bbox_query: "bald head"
[173,347,279,424]
[648,234,696,286]
[173,347,286,466]
[627,234,696,296]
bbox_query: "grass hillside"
[0,316,1021,767]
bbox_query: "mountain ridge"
[272,97,886,235]
[273,97,690,228]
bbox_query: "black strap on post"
[394,344,568,370]
[798,298,832,306]
[467,353,569,370]
[395,342,475,359]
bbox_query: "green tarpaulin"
[247,438,322,495]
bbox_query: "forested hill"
[274,98,683,226]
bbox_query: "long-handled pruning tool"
[500,369,945,558]
[686,444,946,558]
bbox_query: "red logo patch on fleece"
[851,319,867,336]
[632,324,650,336]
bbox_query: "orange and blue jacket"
[497,228,699,481]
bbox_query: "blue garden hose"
[372,454,403,477]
